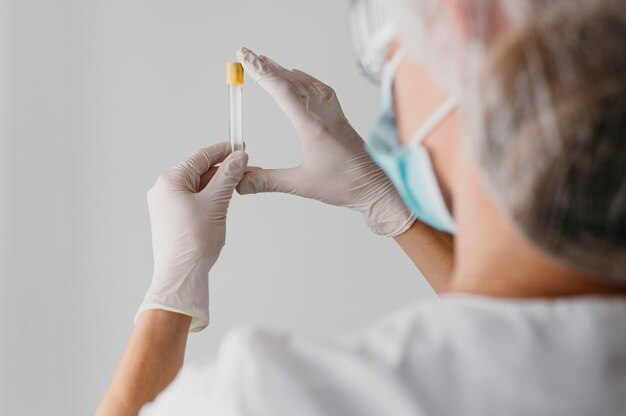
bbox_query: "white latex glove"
[236,47,414,237]
[136,142,248,332]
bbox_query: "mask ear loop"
[380,48,407,105]
[409,96,458,148]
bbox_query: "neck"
[449,157,624,299]
[449,256,622,299]
[450,220,624,298]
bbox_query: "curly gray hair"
[470,0,626,282]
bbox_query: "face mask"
[367,50,457,234]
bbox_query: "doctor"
[97,0,626,414]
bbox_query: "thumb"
[237,167,300,195]
[200,151,248,199]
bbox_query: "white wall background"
[0,1,434,414]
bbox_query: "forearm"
[393,219,455,293]
[96,310,192,416]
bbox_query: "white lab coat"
[141,295,626,415]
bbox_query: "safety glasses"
[347,0,396,84]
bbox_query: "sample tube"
[226,62,244,152]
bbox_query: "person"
[96,0,626,414]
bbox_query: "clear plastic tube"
[229,84,243,152]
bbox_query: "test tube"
[226,62,244,152]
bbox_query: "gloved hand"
[236,47,414,237]
[136,142,248,332]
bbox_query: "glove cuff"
[136,259,211,333]
[368,213,416,237]
[135,302,209,333]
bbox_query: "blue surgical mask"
[367,50,457,234]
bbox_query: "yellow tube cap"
[226,62,244,85]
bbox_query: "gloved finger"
[236,167,300,195]
[259,54,289,74]
[238,47,305,101]
[290,69,324,98]
[199,163,260,191]
[291,69,328,94]
[200,151,248,198]
[237,47,287,81]
[198,167,218,192]
[237,47,263,80]
[292,69,338,101]
[175,142,232,178]
[314,81,337,101]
